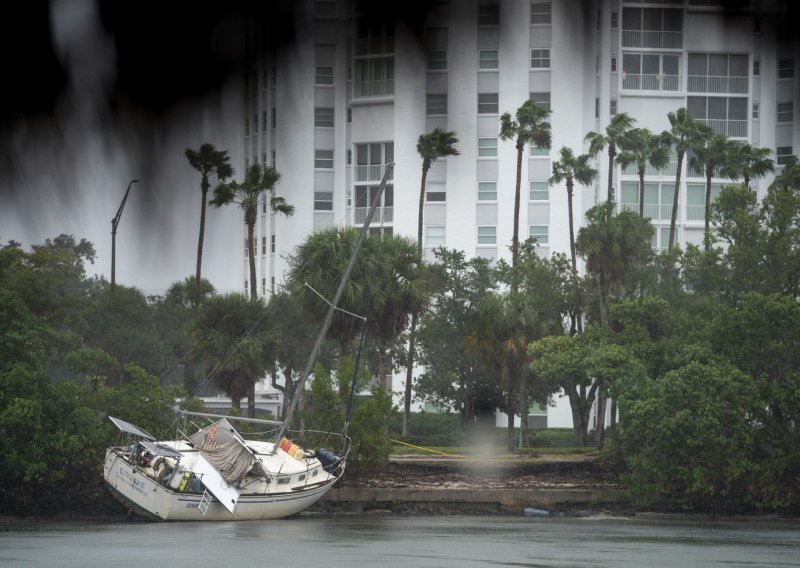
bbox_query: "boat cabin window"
[277,476,291,485]
[312,469,319,477]
[298,474,306,481]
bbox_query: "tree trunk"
[248,381,256,419]
[518,379,529,448]
[668,151,684,252]
[638,167,646,217]
[195,176,209,306]
[596,385,606,449]
[607,145,615,203]
[246,217,257,300]
[704,171,711,250]
[567,182,577,272]
[512,142,524,288]
[610,398,617,429]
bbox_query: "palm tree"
[616,128,672,217]
[665,107,705,252]
[185,144,233,300]
[721,142,775,191]
[500,100,552,282]
[549,147,598,274]
[688,128,732,247]
[211,164,294,300]
[585,113,637,203]
[404,128,459,435]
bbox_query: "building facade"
[235,0,799,425]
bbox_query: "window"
[478,93,498,114]
[610,99,618,115]
[687,53,748,94]
[478,138,497,158]
[621,181,675,220]
[314,191,334,211]
[271,277,275,293]
[531,49,550,69]
[478,182,497,201]
[426,94,447,115]
[426,226,446,246]
[315,149,334,168]
[478,3,499,26]
[314,107,334,127]
[253,114,258,134]
[687,96,748,137]
[753,58,760,76]
[271,150,276,167]
[530,92,551,110]
[426,182,446,202]
[777,102,793,123]
[354,57,394,97]
[530,143,548,157]
[479,49,499,70]
[777,146,794,166]
[271,234,276,253]
[347,149,352,165]
[611,55,617,72]
[595,97,599,118]
[530,2,551,25]
[262,236,267,255]
[262,278,266,297]
[529,225,549,245]
[687,183,723,221]
[477,226,497,245]
[611,10,618,29]
[778,58,794,79]
[622,52,680,91]
[355,142,394,182]
[752,103,759,119]
[428,50,447,70]
[271,108,276,128]
[530,181,549,201]
[315,66,333,85]
[622,8,683,49]
[262,110,267,131]
[347,107,352,123]
[262,152,267,166]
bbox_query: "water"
[2,515,799,567]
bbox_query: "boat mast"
[272,162,394,451]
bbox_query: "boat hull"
[103,449,339,521]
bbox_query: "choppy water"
[2,515,799,567]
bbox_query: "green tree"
[585,112,637,203]
[616,128,671,217]
[185,143,233,300]
[187,293,277,417]
[405,128,459,436]
[211,164,294,300]
[720,142,774,191]
[688,128,732,247]
[665,107,706,252]
[550,147,598,273]
[769,155,800,192]
[500,100,552,280]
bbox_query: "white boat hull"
[103,449,340,521]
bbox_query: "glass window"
[778,59,794,79]
[428,50,447,70]
[753,58,760,76]
[530,181,549,201]
[610,99,618,115]
[314,150,334,168]
[530,2,551,25]
[530,143,549,157]
[479,50,498,70]
[314,192,333,211]
[530,92,551,110]
[314,107,334,127]
[271,234,275,253]
[478,4,499,25]
[778,102,793,123]
[531,49,550,69]
[477,226,497,245]
[478,138,497,158]
[529,225,548,245]
[426,226,446,246]
[478,182,497,201]
[752,103,759,119]
[426,94,447,115]
[426,182,446,202]
[478,93,499,114]
[777,146,794,166]
[315,66,334,85]
[611,10,618,29]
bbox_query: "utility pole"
[111,179,138,293]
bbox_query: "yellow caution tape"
[390,439,467,458]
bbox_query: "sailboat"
[103,163,394,521]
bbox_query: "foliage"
[585,112,636,202]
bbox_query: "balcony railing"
[622,160,678,177]
[696,118,748,138]
[622,30,683,49]
[621,202,668,220]
[686,204,705,221]
[354,79,394,98]
[622,73,680,91]
[354,206,393,224]
[355,164,394,183]
[687,75,748,94]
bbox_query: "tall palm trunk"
[511,141,525,449]
[404,160,430,436]
[195,176,210,305]
[638,167,646,217]
[245,208,258,300]
[512,141,524,287]
[607,144,616,203]
[704,170,712,250]
[567,181,577,272]
[668,150,685,252]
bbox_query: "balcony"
[687,75,748,94]
[696,118,748,138]
[622,30,682,49]
[354,206,393,224]
[355,164,394,183]
[620,202,675,220]
[622,73,680,91]
[686,204,705,221]
[622,160,678,177]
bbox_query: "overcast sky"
[0,0,261,295]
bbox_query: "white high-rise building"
[236,0,798,425]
